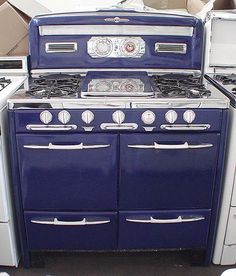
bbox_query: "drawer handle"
[126,216,205,224]
[128,142,213,150]
[160,124,211,131]
[26,125,77,131]
[24,143,110,150]
[31,218,110,226]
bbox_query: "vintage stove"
[204,11,236,265]
[0,56,27,266]
[7,11,229,267]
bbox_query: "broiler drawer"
[119,210,211,250]
[25,211,117,250]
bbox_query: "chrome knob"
[165,110,178,124]
[81,110,94,124]
[141,110,155,125]
[58,110,71,124]
[40,111,52,124]
[112,110,125,124]
[183,110,196,124]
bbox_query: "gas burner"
[26,74,81,99]
[151,74,211,98]
[214,74,236,85]
[0,77,11,92]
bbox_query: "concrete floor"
[1,251,236,276]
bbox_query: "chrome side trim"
[100,123,138,130]
[160,124,211,131]
[26,125,77,131]
[126,216,205,224]
[39,25,194,37]
[24,143,110,150]
[31,218,110,226]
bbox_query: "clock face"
[94,38,113,57]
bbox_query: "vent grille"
[45,43,77,53]
[155,43,187,54]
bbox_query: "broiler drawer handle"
[31,218,110,226]
[128,142,213,150]
[126,216,205,224]
[24,143,110,150]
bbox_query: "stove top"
[0,77,11,92]
[213,74,236,95]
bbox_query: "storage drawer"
[119,210,211,250]
[25,211,117,250]
[225,207,236,245]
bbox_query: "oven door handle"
[126,216,205,224]
[128,142,213,150]
[24,142,110,150]
[31,218,110,226]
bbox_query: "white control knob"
[183,110,196,124]
[141,110,155,125]
[81,110,94,124]
[165,110,178,124]
[112,110,125,124]
[40,111,52,124]
[58,110,71,124]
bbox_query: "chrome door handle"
[128,142,213,150]
[26,125,77,131]
[31,218,110,226]
[160,124,211,131]
[100,123,138,130]
[24,143,110,150]
[126,216,205,224]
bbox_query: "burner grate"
[0,77,11,92]
[151,74,211,98]
[214,74,236,85]
[27,74,81,99]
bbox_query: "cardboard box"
[214,0,236,9]
[0,1,29,56]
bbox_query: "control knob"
[81,110,94,124]
[141,110,155,125]
[40,111,52,124]
[183,110,196,124]
[112,110,125,124]
[165,110,178,124]
[58,110,71,124]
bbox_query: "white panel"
[231,171,236,206]
[0,223,16,266]
[225,207,236,245]
[221,245,236,265]
[209,19,236,67]
[0,138,8,222]
[39,25,193,37]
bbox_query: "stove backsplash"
[29,11,203,70]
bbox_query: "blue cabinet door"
[119,210,211,249]
[120,133,220,209]
[25,211,117,250]
[17,134,118,210]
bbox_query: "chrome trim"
[126,216,205,224]
[39,25,194,37]
[26,125,77,131]
[24,143,110,150]
[100,123,138,130]
[45,42,77,53]
[128,142,213,150]
[31,218,110,226]
[155,43,187,54]
[104,17,130,23]
[160,124,211,131]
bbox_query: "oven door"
[120,133,220,210]
[16,134,118,210]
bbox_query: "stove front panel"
[30,12,203,70]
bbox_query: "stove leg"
[190,250,207,266]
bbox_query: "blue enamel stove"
[8,10,229,267]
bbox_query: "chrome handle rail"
[31,218,110,226]
[128,142,213,150]
[126,216,205,224]
[160,124,211,131]
[100,123,138,130]
[26,125,77,131]
[24,143,110,150]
